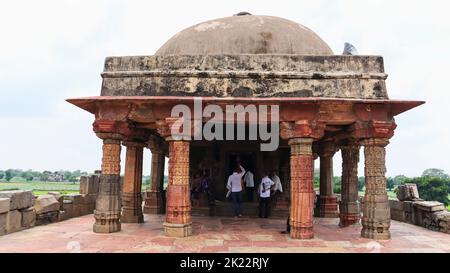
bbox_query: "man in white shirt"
[271,170,283,194]
[226,164,245,218]
[244,170,255,202]
[258,173,274,218]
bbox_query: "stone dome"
[155,14,333,55]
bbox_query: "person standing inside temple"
[244,169,255,202]
[271,170,283,195]
[258,172,274,218]
[226,164,246,218]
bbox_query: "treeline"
[0,169,89,182]
[317,168,450,206]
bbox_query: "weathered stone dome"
[155,14,333,55]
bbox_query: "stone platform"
[0,214,449,253]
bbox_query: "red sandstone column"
[339,140,361,227]
[288,138,315,239]
[121,141,145,223]
[163,139,192,237]
[94,133,122,233]
[361,138,391,240]
[317,142,338,218]
[143,138,166,214]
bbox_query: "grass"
[0,181,80,196]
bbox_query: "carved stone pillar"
[288,138,315,239]
[121,141,145,223]
[361,138,390,240]
[143,137,166,214]
[317,142,338,218]
[94,133,122,233]
[164,139,192,237]
[339,140,361,227]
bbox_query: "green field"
[0,181,79,195]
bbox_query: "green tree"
[5,169,13,182]
[393,175,408,186]
[386,177,395,191]
[422,168,449,179]
[333,176,341,194]
[0,171,4,180]
[358,177,365,191]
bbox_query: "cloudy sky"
[0,0,449,177]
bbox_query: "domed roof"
[155,14,333,55]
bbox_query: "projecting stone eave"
[66,96,425,119]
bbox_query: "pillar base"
[339,214,361,227]
[361,228,391,240]
[93,211,121,233]
[143,191,164,214]
[290,227,314,239]
[339,201,361,227]
[163,222,192,237]
[316,195,339,218]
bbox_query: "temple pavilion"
[67,13,424,240]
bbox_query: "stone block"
[390,209,406,222]
[0,213,6,236]
[403,201,414,212]
[6,210,22,233]
[0,190,34,210]
[71,204,81,217]
[396,184,420,201]
[413,201,445,212]
[79,204,92,216]
[48,192,64,209]
[36,211,59,226]
[0,198,10,214]
[64,194,82,205]
[62,201,73,218]
[389,199,404,211]
[80,175,100,195]
[58,210,69,221]
[34,195,60,215]
[21,207,36,228]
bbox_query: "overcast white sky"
[0,0,449,177]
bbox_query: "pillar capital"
[288,137,314,155]
[281,120,326,140]
[317,141,337,158]
[360,137,389,147]
[350,120,397,140]
[156,117,193,141]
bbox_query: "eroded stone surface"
[0,190,34,210]
[34,195,60,215]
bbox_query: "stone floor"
[0,214,449,253]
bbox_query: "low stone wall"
[0,174,100,236]
[389,199,450,234]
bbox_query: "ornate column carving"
[339,139,361,227]
[316,141,338,218]
[360,138,391,239]
[157,118,192,237]
[144,136,167,214]
[164,139,191,237]
[121,141,145,223]
[288,138,315,239]
[94,132,123,233]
